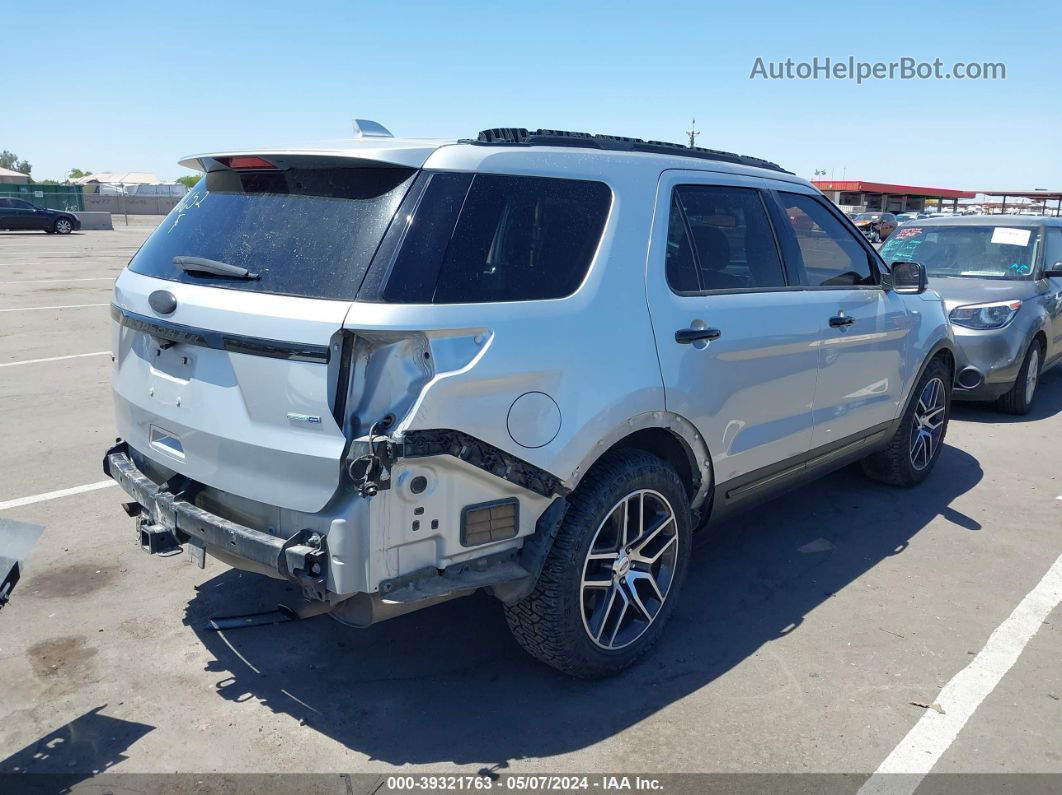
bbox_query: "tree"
[37,179,60,185]
[0,150,32,176]
[67,168,93,180]
[176,175,200,189]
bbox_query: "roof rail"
[470,128,790,174]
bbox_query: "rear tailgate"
[112,272,350,513]
[110,157,421,513]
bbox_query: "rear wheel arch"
[505,446,694,676]
[496,420,711,609]
[565,413,713,515]
[612,428,700,505]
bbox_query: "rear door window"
[381,173,611,303]
[666,185,787,292]
[127,166,416,300]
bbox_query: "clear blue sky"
[5,0,1059,190]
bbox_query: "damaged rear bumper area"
[102,438,568,624]
[103,441,329,596]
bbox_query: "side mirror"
[1045,261,1062,278]
[885,260,928,294]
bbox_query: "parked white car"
[104,126,957,676]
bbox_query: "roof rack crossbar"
[469,128,790,174]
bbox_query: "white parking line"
[0,351,110,368]
[0,480,117,512]
[0,303,108,313]
[0,277,113,284]
[859,551,1062,795]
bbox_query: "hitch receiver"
[138,520,181,556]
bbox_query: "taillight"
[217,155,277,170]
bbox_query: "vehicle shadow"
[184,443,982,769]
[0,705,154,779]
[951,366,1061,423]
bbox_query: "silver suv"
[103,126,956,677]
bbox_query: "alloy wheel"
[910,376,946,471]
[580,489,679,650]
[55,219,72,234]
[1025,347,1040,405]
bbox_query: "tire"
[53,217,73,235]
[504,449,692,678]
[862,356,951,487]
[995,340,1042,415]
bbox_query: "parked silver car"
[880,217,1062,413]
[103,126,956,676]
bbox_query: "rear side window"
[666,185,786,293]
[778,192,875,286]
[381,173,611,303]
[127,166,416,300]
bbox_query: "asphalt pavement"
[0,221,1059,787]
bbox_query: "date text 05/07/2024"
[383,775,665,792]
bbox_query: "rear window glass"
[381,173,611,303]
[127,166,415,300]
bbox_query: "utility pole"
[686,118,700,148]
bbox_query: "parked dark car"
[0,198,81,234]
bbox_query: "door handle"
[675,327,722,344]
[829,314,855,328]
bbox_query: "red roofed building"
[811,180,976,214]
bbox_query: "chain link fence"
[81,184,186,220]
[0,183,188,224]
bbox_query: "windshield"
[855,213,881,221]
[879,224,1041,280]
[128,166,416,300]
